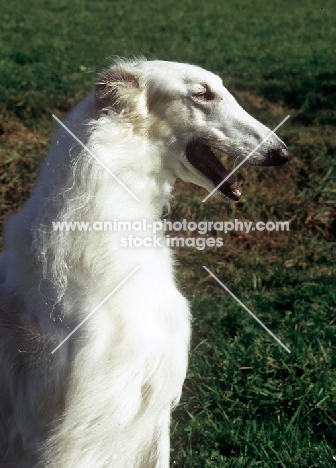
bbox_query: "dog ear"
[94,65,141,113]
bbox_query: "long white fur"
[0,58,288,467]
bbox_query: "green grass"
[0,0,335,466]
[1,0,335,122]
[169,278,335,467]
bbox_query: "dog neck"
[4,107,177,315]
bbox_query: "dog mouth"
[185,142,242,201]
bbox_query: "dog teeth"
[233,188,242,197]
[211,147,226,157]
[230,181,242,197]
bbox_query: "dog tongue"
[197,145,236,186]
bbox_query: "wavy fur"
[0,58,289,467]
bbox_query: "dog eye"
[193,89,216,101]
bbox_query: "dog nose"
[267,147,291,166]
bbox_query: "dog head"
[94,59,290,201]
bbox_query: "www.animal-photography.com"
[0,1,335,467]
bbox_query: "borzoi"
[0,59,290,467]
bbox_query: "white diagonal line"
[52,114,141,203]
[202,266,291,353]
[202,115,290,202]
[51,266,140,354]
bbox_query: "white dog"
[0,58,290,467]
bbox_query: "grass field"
[0,0,335,466]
